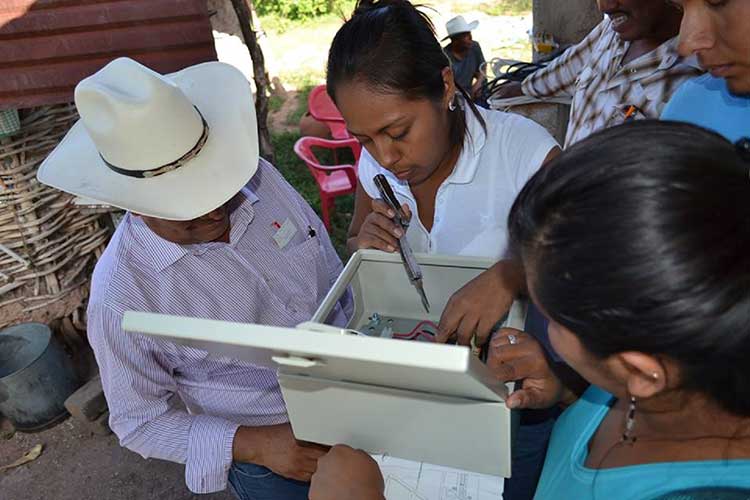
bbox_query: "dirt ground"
[0,417,233,500]
[268,89,300,134]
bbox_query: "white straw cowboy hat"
[37,57,259,221]
[443,15,479,40]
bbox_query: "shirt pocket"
[572,66,598,106]
[605,82,652,127]
[272,236,328,310]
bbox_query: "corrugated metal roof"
[0,0,218,109]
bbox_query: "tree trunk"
[230,0,274,163]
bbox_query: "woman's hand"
[488,328,576,410]
[309,445,386,500]
[353,198,412,252]
[436,260,524,347]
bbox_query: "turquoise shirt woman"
[535,386,750,500]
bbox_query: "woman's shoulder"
[476,107,559,159]
[553,385,614,438]
[481,107,554,139]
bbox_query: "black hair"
[508,120,750,416]
[326,0,485,150]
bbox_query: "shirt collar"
[658,37,702,71]
[384,105,487,194]
[130,186,259,272]
[613,33,699,72]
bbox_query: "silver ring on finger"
[507,334,518,345]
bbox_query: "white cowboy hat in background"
[37,57,259,221]
[443,15,479,40]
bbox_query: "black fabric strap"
[100,107,210,179]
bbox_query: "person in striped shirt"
[37,58,352,500]
[495,0,702,147]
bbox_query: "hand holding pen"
[355,197,413,253]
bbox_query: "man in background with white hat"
[37,57,352,500]
[443,15,486,102]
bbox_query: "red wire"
[393,320,439,342]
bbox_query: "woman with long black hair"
[325,3,561,497]
[309,121,750,499]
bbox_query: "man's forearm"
[232,425,269,464]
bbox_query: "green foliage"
[269,95,284,113]
[255,0,352,21]
[476,0,532,16]
[279,69,325,92]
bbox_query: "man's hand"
[232,423,330,482]
[488,328,574,410]
[436,260,524,347]
[471,80,484,100]
[492,81,524,99]
[309,445,385,500]
[354,199,412,252]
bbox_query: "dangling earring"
[448,95,457,112]
[621,396,637,444]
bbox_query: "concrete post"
[505,0,602,145]
[532,0,602,50]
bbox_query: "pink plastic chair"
[308,84,350,140]
[293,136,362,230]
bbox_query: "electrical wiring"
[392,320,439,342]
[485,61,549,99]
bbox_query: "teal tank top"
[534,386,750,500]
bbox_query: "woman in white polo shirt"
[327,3,559,499]
[327,0,558,338]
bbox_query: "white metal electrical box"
[122,250,524,477]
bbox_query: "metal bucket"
[0,323,80,431]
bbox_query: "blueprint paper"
[372,455,504,500]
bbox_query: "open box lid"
[122,312,512,402]
[312,250,500,324]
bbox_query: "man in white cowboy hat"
[37,57,352,500]
[443,15,486,101]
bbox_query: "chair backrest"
[293,136,361,189]
[307,85,350,139]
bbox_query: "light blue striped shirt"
[87,159,351,494]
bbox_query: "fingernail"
[388,210,395,217]
[387,245,395,252]
[394,228,404,237]
[507,399,519,409]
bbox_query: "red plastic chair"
[293,136,362,231]
[308,84,350,140]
